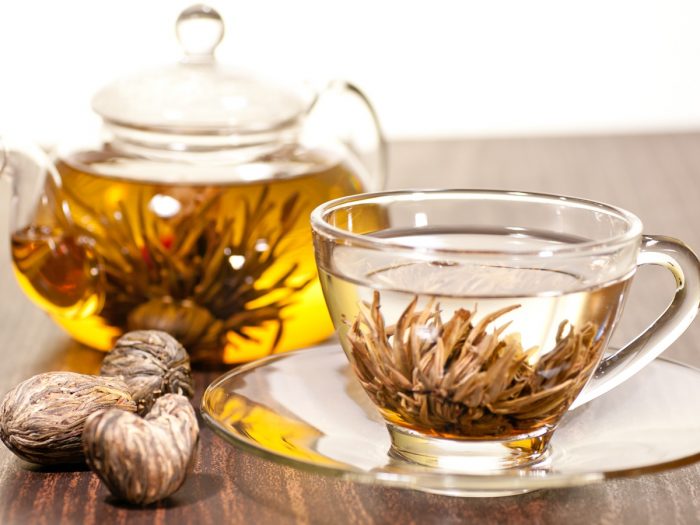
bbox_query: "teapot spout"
[1,138,103,320]
[0,138,66,234]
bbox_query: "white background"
[2,0,700,142]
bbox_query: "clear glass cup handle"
[571,235,700,409]
[307,80,388,191]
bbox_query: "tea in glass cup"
[311,190,700,471]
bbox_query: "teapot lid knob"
[176,4,224,62]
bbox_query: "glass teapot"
[0,5,385,365]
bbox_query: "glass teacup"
[311,190,700,471]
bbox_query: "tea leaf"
[69,187,308,364]
[346,292,603,438]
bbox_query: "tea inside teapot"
[11,145,365,364]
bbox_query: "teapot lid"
[91,4,306,135]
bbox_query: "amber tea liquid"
[12,147,365,363]
[319,228,632,440]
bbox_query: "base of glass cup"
[387,423,554,473]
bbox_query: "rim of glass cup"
[310,189,644,257]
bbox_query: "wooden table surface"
[1,134,700,524]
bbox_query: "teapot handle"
[570,235,700,409]
[0,137,66,233]
[307,80,388,191]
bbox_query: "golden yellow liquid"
[12,146,365,364]
[318,230,631,439]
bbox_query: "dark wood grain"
[1,134,700,524]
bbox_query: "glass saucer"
[201,343,700,497]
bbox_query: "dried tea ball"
[101,330,194,415]
[0,372,136,465]
[82,393,199,505]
